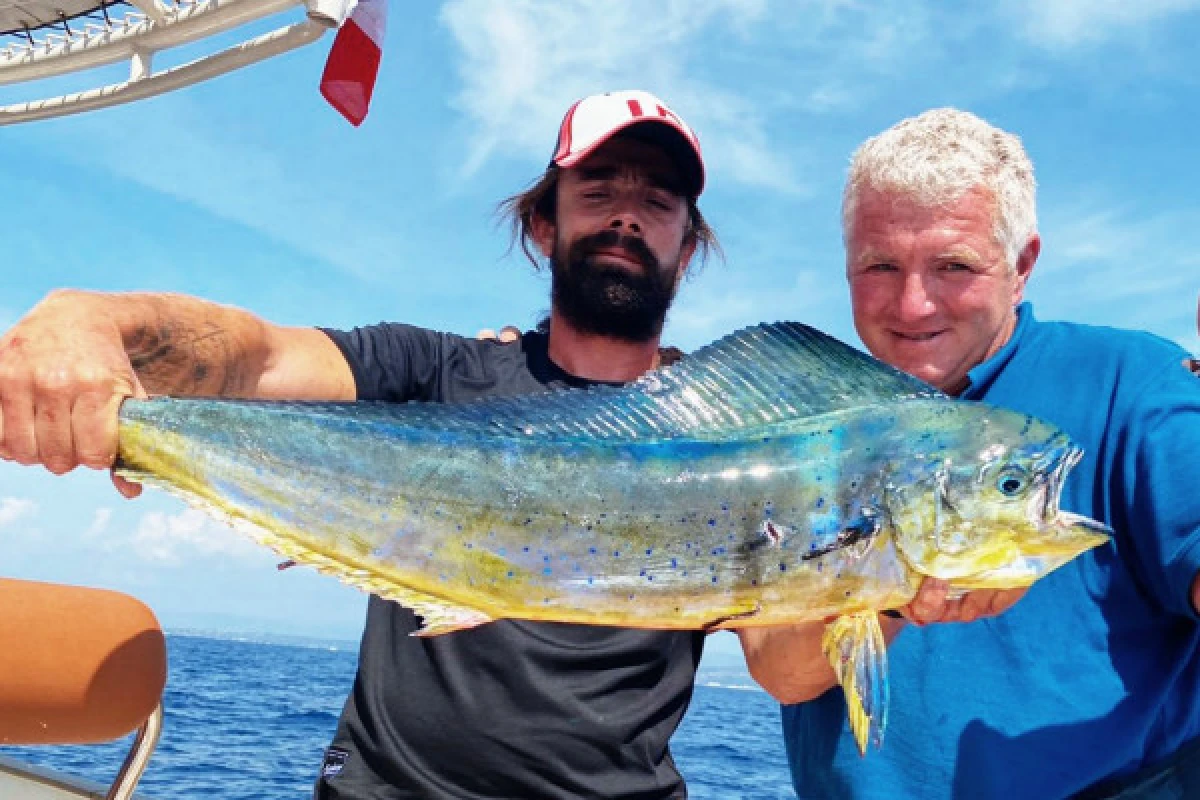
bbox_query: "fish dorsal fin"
[458,321,941,441]
[160,323,940,444]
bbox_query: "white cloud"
[1030,200,1200,345]
[83,508,114,540]
[439,0,803,193]
[1005,0,1200,49]
[127,508,266,566]
[668,264,850,348]
[0,497,37,529]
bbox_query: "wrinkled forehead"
[844,184,1003,258]
[849,183,998,226]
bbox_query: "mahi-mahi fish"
[114,322,1110,754]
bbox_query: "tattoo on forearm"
[125,303,254,396]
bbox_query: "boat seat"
[0,578,167,746]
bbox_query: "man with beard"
[0,90,718,799]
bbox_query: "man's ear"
[531,213,555,260]
[672,235,699,290]
[1012,234,1040,303]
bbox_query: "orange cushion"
[0,578,166,745]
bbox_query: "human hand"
[475,326,522,344]
[897,578,1026,625]
[0,290,146,497]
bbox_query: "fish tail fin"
[821,611,889,756]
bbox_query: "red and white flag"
[319,0,387,127]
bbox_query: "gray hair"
[842,108,1037,268]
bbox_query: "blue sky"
[2,0,1198,651]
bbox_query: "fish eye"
[996,466,1028,497]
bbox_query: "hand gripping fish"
[114,322,1110,755]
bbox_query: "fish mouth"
[1029,439,1110,561]
[1049,509,1112,546]
[1017,510,1110,567]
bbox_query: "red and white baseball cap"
[550,90,706,197]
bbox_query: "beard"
[550,230,678,343]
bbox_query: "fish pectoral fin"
[800,510,883,562]
[701,603,762,632]
[821,611,888,756]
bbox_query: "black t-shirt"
[314,323,706,800]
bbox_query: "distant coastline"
[162,627,765,691]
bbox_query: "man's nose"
[898,273,936,318]
[606,193,643,235]
[607,213,642,235]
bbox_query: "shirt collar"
[962,302,1034,400]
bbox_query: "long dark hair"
[497,167,721,269]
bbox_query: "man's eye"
[866,263,897,272]
[583,190,608,200]
[943,262,972,272]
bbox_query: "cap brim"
[555,118,705,197]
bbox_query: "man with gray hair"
[741,108,1200,798]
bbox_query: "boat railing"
[0,0,358,125]
[105,704,163,800]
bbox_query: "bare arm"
[94,290,353,399]
[0,289,354,486]
[738,617,906,705]
[739,580,1025,704]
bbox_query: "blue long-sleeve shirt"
[783,304,1200,800]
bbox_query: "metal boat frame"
[0,0,354,125]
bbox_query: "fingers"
[0,379,36,465]
[74,390,122,470]
[476,327,522,344]
[0,300,137,477]
[33,375,75,474]
[111,472,143,499]
[902,581,1027,626]
[901,578,949,625]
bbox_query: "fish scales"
[119,399,940,627]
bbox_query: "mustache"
[571,230,658,271]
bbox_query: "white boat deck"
[0,755,154,800]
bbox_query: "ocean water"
[3,633,795,799]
